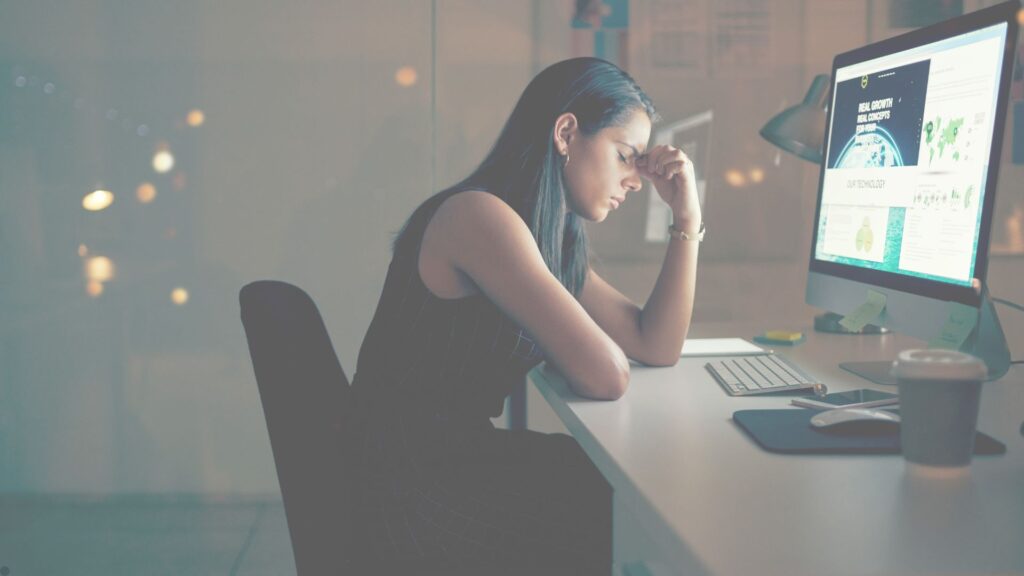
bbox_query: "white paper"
[680,338,768,357]
[647,0,710,75]
[712,0,774,78]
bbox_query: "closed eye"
[618,152,632,165]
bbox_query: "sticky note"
[839,289,887,331]
[753,334,804,346]
[927,301,979,350]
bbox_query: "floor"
[0,495,654,575]
[0,495,296,576]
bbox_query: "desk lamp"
[760,74,828,163]
[760,74,888,334]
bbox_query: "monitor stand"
[839,292,1012,385]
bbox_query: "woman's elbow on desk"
[571,373,629,401]
[567,356,630,401]
[639,355,680,369]
[606,365,631,400]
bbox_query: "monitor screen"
[812,22,1009,296]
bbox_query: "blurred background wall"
[1,0,1021,496]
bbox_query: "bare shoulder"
[433,190,525,234]
[420,190,532,299]
[430,190,536,256]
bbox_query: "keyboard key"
[718,368,741,385]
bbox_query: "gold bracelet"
[668,221,705,242]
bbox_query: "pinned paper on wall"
[838,289,887,331]
[572,0,630,68]
[927,301,979,350]
[647,0,709,75]
[711,0,774,78]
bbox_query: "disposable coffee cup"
[891,349,987,469]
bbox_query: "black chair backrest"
[240,280,355,574]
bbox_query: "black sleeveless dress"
[349,188,612,575]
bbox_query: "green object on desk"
[927,301,979,350]
[838,289,887,331]
[753,332,805,346]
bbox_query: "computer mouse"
[809,407,902,435]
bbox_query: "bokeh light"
[82,189,114,211]
[86,280,104,298]
[186,109,205,127]
[395,66,418,87]
[78,244,88,257]
[724,169,747,188]
[136,182,157,204]
[153,145,175,174]
[85,256,115,282]
[171,287,189,305]
[748,167,765,184]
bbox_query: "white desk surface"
[529,321,1024,576]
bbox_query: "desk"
[528,321,1024,576]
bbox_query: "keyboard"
[705,354,822,396]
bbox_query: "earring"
[562,151,570,167]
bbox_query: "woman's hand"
[636,145,701,225]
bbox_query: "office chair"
[239,280,359,574]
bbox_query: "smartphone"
[791,388,898,410]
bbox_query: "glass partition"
[2,0,1019,497]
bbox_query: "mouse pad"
[733,409,1006,455]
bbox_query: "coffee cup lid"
[890,349,987,381]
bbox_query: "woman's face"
[560,108,651,222]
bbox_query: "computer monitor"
[806,1,1019,384]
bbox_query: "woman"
[350,57,701,574]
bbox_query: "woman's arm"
[580,232,698,367]
[429,190,631,400]
[579,145,702,366]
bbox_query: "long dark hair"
[396,57,657,297]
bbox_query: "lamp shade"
[760,74,830,164]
